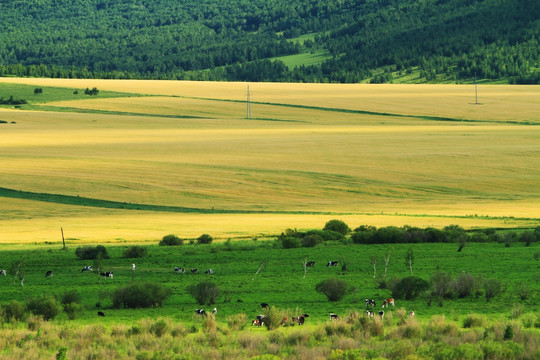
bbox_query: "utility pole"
[246,85,252,119]
[474,72,478,105]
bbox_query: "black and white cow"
[330,313,339,321]
[45,271,53,278]
[0,270,6,276]
[174,267,185,274]
[100,272,113,279]
[326,261,338,267]
[190,268,199,274]
[366,310,375,318]
[97,311,105,317]
[378,310,385,319]
[131,263,136,271]
[365,299,376,307]
[260,303,269,309]
[306,261,315,267]
[205,269,214,275]
[81,266,93,272]
[195,309,206,316]
[409,310,415,318]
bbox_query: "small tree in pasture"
[483,278,504,302]
[405,248,414,275]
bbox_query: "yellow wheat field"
[1,79,539,244]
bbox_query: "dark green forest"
[0,0,538,83]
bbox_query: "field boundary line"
[1,186,538,222]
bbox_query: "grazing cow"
[174,267,185,274]
[297,314,309,325]
[100,272,113,279]
[260,303,269,309]
[382,298,395,308]
[330,313,339,321]
[212,307,217,315]
[280,316,288,326]
[195,309,206,316]
[255,314,266,326]
[97,311,105,317]
[409,310,415,318]
[81,266,93,272]
[0,270,6,276]
[326,261,338,267]
[131,263,136,271]
[205,269,214,275]
[45,271,53,278]
[365,299,376,307]
[191,268,199,274]
[252,319,261,326]
[306,261,315,267]
[378,310,384,319]
[366,310,375,318]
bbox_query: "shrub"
[323,219,350,235]
[187,281,220,305]
[521,231,536,246]
[122,245,147,258]
[430,272,455,302]
[75,245,109,260]
[281,236,300,249]
[226,313,247,331]
[159,234,183,246]
[149,319,169,337]
[61,290,82,307]
[306,229,344,241]
[112,282,171,308]
[484,278,503,302]
[463,314,487,328]
[454,272,478,298]
[262,306,287,330]
[390,276,429,300]
[301,234,323,247]
[316,278,349,301]
[64,302,84,320]
[26,295,61,321]
[2,300,27,322]
[197,234,213,244]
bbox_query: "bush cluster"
[112,282,171,308]
[122,245,147,258]
[187,281,220,305]
[159,234,183,246]
[278,226,344,249]
[75,245,109,260]
[315,278,349,301]
[197,234,213,244]
[390,276,429,300]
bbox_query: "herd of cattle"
[1,260,416,326]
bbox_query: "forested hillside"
[0,0,538,83]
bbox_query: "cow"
[97,311,105,317]
[382,298,395,308]
[45,271,53,278]
[254,314,266,326]
[365,299,376,307]
[306,261,315,267]
[174,267,185,274]
[326,261,338,267]
[252,319,261,326]
[131,263,136,271]
[0,270,6,276]
[205,269,214,275]
[195,309,206,316]
[191,268,199,274]
[100,272,113,279]
[81,266,93,272]
[280,316,288,326]
[330,313,339,321]
[366,310,375,318]
[409,310,415,318]
[378,310,384,319]
[212,307,217,315]
[292,314,310,325]
[260,303,269,309]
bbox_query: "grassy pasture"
[0,241,538,324]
